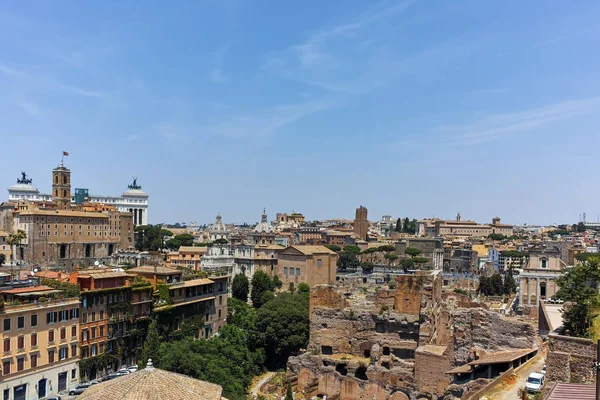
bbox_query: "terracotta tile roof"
[545,382,595,400]
[17,209,107,218]
[0,230,10,237]
[468,348,536,366]
[254,244,285,250]
[170,278,214,288]
[446,364,472,374]
[286,245,337,255]
[178,246,207,253]
[0,285,54,294]
[79,365,225,400]
[77,270,132,279]
[128,266,182,276]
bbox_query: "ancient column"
[527,278,531,306]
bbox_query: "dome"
[254,209,274,233]
[210,213,228,233]
[79,359,224,400]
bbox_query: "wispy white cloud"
[17,100,41,116]
[51,81,104,97]
[263,1,417,94]
[435,96,600,146]
[0,64,29,77]
[210,42,231,83]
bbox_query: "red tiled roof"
[545,382,595,400]
[0,285,54,294]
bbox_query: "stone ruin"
[287,271,538,399]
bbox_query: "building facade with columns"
[519,244,564,315]
[200,214,234,274]
[7,173,149,226]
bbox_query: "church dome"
[254,209,274,233]
[210,213,228,233]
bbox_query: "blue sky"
[1,1,600,226]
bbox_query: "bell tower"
[52,165,71,209]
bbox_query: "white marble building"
[7,173,149,226]
[200,214,234,273]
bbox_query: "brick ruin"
[287,271,538,399]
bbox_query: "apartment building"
[0,286,80,400]
[165,246,206,270]
[277,245,338,288]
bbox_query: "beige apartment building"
[417,215,514,238]
[0,286,80,400]
[166,246,206,270]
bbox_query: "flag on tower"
[63,151,69,156]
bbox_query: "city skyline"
[1,1,599,225]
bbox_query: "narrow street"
[250,371,276,398]
[482,353,546,400]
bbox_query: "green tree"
[165,233,195,250]
[227,298,257,332]
[7,229,26,260]
[556,259,600,337]
[324,244,341,252]
[232,274,250,302]
[404,247,422,258]
[272,275,283,289]
[343,245,361,255]
[297,283,310,295]
[488,233,506,241]
[388,279,397,289]
[403,217,410,233]
[135,225,172,251]
[361,262,375,273]
[395,218,402,232]
[0,254,5,266]
[577,222,586,233]
[251,271,274,308]
[384,253,398,271]
[337,252,360,271]
[141,318,161,368]
[251,292,309,368]
[378,245,396,252]
[260,290,275,305]
[490,274,504,295]
[503,274,517,295]
[400,258,414,272]
[288,282,295,294]
[285,384,294,400]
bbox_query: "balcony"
[1,297,80,314]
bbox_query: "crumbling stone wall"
[546,333,597,384]
[289,271,538,400]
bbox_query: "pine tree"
[232,274,250,302]
[141,318,161,368]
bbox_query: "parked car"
[526,372,545,392]
[127,365,139,373]
[106,372,121,380]
[117,368,131,376]
[69,383,91,395]
[46,397,61,400]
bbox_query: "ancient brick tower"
[353,205,368,241]
[52,165,71,209]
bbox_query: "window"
[17,336,24,350]
[31,354,37,368]
[59,347,67,360]
[31,333,37,347]
[91,344,97,356]
[47,312,57,324]
[48,330,55,343]
[99,326,104,337]
[3,319,10,332]
[3,338,10,352]
[60,310,68,321]
[4,389,9,400]
[17,316,24,330]
[317,258,322,267]
[218,309,222,318]
[296,268,301,276]
[91,328,96,339]
[541,259,548,269]
[2,361,9,375]
[219,296,222,306]
[82,330,88,341]
[71,326,77,337]
[48,350,55,363]
[17,358,23,372]
[31,314,37,327]
[284,267,288,275]
[60,328,66,340]
[91,312,96,322]
[71,368,77,379]
[100,311,104,320]
[71,344,77,358]
[82,313,87,323]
